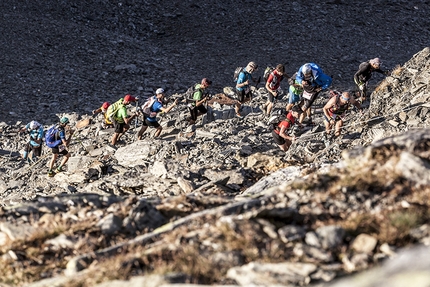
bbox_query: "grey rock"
[326,246,430,287]
[0,222,37,242]
[315,225,345,250]
[351,234,378,254]
[227,261,317,286]
[241,166,301,196]
[149,161,168,178]
[176,177,194,194]
[45,234,76,250]
[123,199,167,234]
[278,224,306,243]
[395,151,430,186]
[293,243,334,263]
[97,213,123,235]
[115,141,158,167]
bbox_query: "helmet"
[156,88,164,94]
[102,102,110,110]
[60,117,69,124]
[302,64,312,75]
[29,121,39,130]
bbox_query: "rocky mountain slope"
[0,0,430,286]
[1,0,429,125]
[0,46,429,287]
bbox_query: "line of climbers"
[18,58,389,175]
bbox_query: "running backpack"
[106,99,123,122]
[185,84,197,101]
[44,125,62,148]
[267,110,287,131]
[263,66,275,82]
[141,96,157,115]
[233,67,244,82]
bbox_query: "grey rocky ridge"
[1,1,430,287]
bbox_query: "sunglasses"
[341,96,350,102]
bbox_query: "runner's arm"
[161,99,178,113]
[279,125,293,141]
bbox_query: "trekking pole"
[134,100,139,130]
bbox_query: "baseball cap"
[124,94,137,102]
[102,102,110,110]
[156,88,165,94]
[29,121,39,130]
[247,61,258,70]
[370,58,382,67]
[60,117,69,124]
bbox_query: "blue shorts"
[288,88,301,104]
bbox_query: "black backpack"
[185,84,197,101]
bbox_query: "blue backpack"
[44,125,62,148]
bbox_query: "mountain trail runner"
[92,102,113,131]
[188,78,212,125]
[46,117,74,177]
[137,88,178,140]
[271,105,303,152]
[323,91,362,139]
[18,120,44,164]
[354,57,390,103]
[109,95,138,146]
[235,61,259,117]
[262,64,286,116]
[296,63,332,126]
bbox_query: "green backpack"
[106,98,123,122]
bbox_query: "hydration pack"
[185,84,198,101]
[267,110,288,131]
[233,67,244,82]
[44,125,62,148]
[141,96,157,116]
[263,66,274,82]
[106,99,123,122]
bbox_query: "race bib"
[302,90,313,100]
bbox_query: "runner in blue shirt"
[137,88,178,139]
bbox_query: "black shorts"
[236,89,252,103]
[267,91,276,103]
[190,105,207,121]
[142,117,160,128]
[272,130,286,145]
[114,121,128,133]
[51,146,69,155]
[25,142,42,156]
[301,91,320,110]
